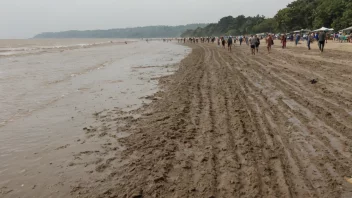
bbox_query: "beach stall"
[341,26,352,34]
[313,27,333,32]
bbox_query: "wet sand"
[69,42,352,198]
[0,41,190,197]
[2,39,352,198]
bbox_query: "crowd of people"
[153,28,352,56]
[280,31,328,52]
[174,29,346,54]
[332,32,352,43]
[178,35,275,55]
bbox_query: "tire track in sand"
[71,43,352,198]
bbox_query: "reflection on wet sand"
[0,40,190,198]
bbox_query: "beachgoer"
[250,35,256,55]
[239,36,243,46]
[221,37,226,49]
[245,36,249,45]
[307,33,313,50]
[255,35,260,53]
[281,34,287,49]
[266,34,273,54]
[318,31,326,52]
[227,36,233,52]
[295,34,300,46]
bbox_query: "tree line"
[33,24,208,39]
[181,0,352,37]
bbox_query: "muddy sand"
[0,41,190,198]
[2,40,352,198]
[69,42,352,198]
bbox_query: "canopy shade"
[313,27,331,32]
[342,26,352,31]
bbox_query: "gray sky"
[1,0,294,39]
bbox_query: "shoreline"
[71,42,352,197]
[0,41,191,198]
[2,40,352,197]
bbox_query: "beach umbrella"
[342,26,352,31]
[313,27,329,32]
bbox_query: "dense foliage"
[182,0,352,37]
[33,24,207,38]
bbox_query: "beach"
[71,41,352,198]
[0,39,190,197]
[2,39,352,198]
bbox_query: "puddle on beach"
[0,41,190,197]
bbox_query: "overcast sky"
[1,0,294,39]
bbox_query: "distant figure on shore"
[255,35,260,53]
[239,36,243,46]
[227,36,233,52]
[295,34,300,46]
[318,31,326,53]
[217,37,220,46]
[245,36,249,45]
[266,34,273,54]
[281,34,287,49]
[307,33,313,50]
[221,37,226,49]
[250,35,256,55]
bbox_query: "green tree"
[252,18,278,33]
[313,0,346,29]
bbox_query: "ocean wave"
[0,41,129,57]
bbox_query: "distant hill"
[33,24,208,39]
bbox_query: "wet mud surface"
[71,43,352,198]
[0,41,190,198]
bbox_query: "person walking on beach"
[255,35,260,53]
[266,34,273,54]
[239,36,243,46]
[245,36,249,45]
[318,31,326,52]
[221,37,226,49]
[295,33,300,46]
[250,35,256,55]
[227,36,233,52]
[307,32,313,50]
[281,34,287,49]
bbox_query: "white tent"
[342,26,352,31]
[313,27,330,32]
